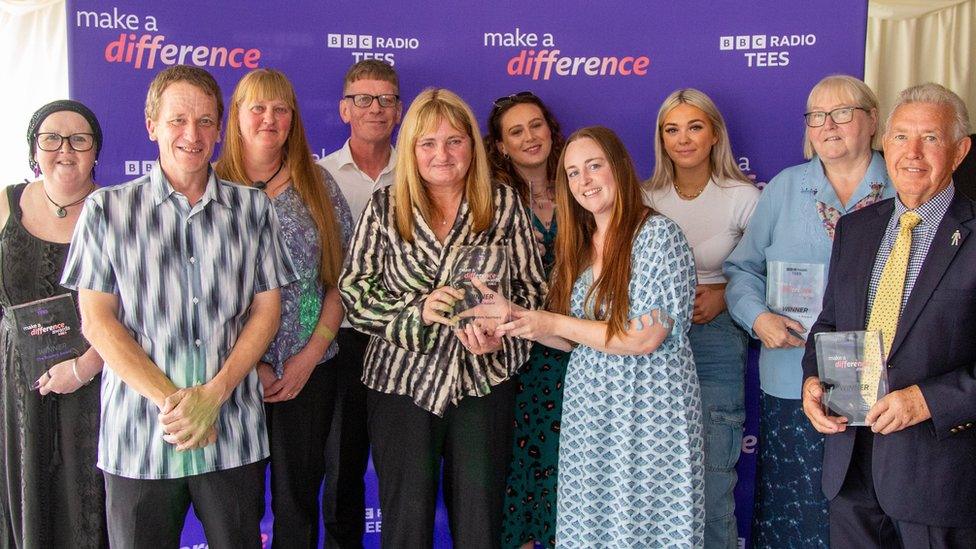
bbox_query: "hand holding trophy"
[449,245,512,354]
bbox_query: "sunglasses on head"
[493,91,538,108]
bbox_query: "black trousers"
[829,427,976,549]
[367,379,516,549]
[323,328,371,549]
[104,460,266,549]
[265,359,338,548]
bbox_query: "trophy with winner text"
[814,330,888,426]
[448,245,511,332]
[7,294,85,381]
[767,260,826,338]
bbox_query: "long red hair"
[548,126,651,343]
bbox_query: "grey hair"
[803,74,881,159]
[885,83,971,141]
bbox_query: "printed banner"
[64,2,868,547]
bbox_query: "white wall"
[1,0,68,184]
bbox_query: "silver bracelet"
[71,358,95,385]
[71,358,84,384]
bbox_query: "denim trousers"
[689,310,748,549]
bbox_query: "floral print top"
[264,166,354,376]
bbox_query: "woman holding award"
[485,91,568,549]
[339,87,546,547]
[214,68,353,548]
[724,75,894,548]
[643,88,758,549]
[0,100,107,547]
[497,126,703,547]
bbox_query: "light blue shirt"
[724,152,894,399]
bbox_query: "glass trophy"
[7,294,85,380]
[814,330,888,426]
[448,245,511,331]
[767,261,826,336]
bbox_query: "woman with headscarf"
[0,100,108,548]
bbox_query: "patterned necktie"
[863,211,922,404]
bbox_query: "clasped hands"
[157,382,223,452]
[422,275,551,355]
[422,275,506,355]
[801,376,931,435]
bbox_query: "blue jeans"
[689,311,748,549]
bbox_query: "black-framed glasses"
[803,106,868,128]
[493,91,537,108]
[35,132,96,152]
[343,94,399,108]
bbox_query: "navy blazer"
[802,190,976,528]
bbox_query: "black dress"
[0,183,106,549]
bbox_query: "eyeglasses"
[343,94,399,108]
[493,91,537,108]
[803,106,868,128]
[35,132,96,152]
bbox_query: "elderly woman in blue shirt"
[724,75,894,548]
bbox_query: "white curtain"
[866,0,975,132]
[1,0,67,184]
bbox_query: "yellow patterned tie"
[863,211,922,404]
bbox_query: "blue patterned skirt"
[751,392,828,548]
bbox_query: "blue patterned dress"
[556,216,704,548]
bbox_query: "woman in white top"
[643,88,759,549]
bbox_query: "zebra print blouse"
[339,183,546,416]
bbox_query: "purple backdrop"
[64,2,867,547]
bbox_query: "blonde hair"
[393,88,493,242]
[803,74,881,159]
[646,88,750,192]
[215,68,344,286]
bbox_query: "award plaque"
[7,294,85,381]
[814,330,888,426]
[767,261,826,335]
[448,245,511,330]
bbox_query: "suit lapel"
[853,201,894,329]
[890,194,975,358]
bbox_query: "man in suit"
[801,83,975,548]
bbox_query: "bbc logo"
[124,160,155,176]
[719,35,767,51]
[327,34,373,49]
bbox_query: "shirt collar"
[335,138,396,178]
[894,182,954,227]
[811,151,889,212]
[149,161,224,208]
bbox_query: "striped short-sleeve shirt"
[61,163,297,479]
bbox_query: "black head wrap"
[27,100,103,172]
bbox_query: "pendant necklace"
[253,161,284,191]
[44,182,95,218]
